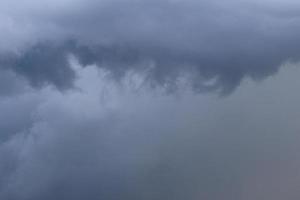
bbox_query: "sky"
[0,0,300,199]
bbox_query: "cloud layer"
[1,1,300,200]
[1,63,300,200]
[1,0,300,94]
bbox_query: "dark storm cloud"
[1,0,300,94]
[1,1,300,200]
[0,93,39,142]
[1,60,300,200]
[1,65,300,200]
[0,44,76,90]
[0,69,26,96]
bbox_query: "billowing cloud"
[1,0,300,94]
[0,64,300,200]
[1,1,300,200]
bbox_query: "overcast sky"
[1,0,300,200]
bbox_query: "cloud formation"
[1,1,300,200]
[1,0,300,94]
[1,64,300,200]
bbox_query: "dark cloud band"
[1,0,300,94]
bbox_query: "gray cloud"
[0,65,300,200]
[0,98,36,142]
[0,69,27,96]
[1,44,76,91]
[1,1,300,200]
[1,0,300,94]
